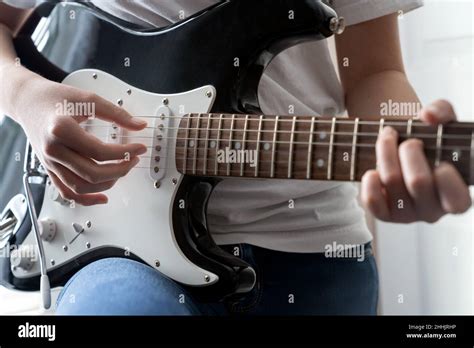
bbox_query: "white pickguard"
[12,69,219,286]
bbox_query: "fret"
[379,118,385,135]
[435,124,443,167]
[240,115,249,177]
[306,116,316,179]
[227,114,236,176]
[192,113,201,175]
[183,115,191,173]
[407,118,413,138]
[271,116,280,178]
[255,115,263,177]
[470,131,474,185]
[214,114,223,175]
[327,117,336,180]
[350,118,359,181]
[202,113,212,175]
[288,116,297,178]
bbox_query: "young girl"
[0,0,470,315]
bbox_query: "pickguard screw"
[86,242,91,249]
[126,89,132,95]
[206,90,212,98]
[50,259,55,266]
[155,260,160,267]
[160,113,165,120]
[62,245,68,252]
[154,181,161,189]
[117,99,123,106]
[92,73,97,79]
[204,275,210,282]
[154,167,160,173]
[162,98,169,106]
[158,124,164,131]
[111,133,117,140]
[86,221,92,228]
[155,145,162,151]
[172,178,178,185]
[155,156,160,162]
[157,134,163,141]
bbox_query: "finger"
[53,145,141,184]
[54,120,147,161]
[90,94,147,130]
[376,126,415,220]
[419,99,456,125]
[361,170,390,221]
[48,170,108,206]
[399,139,444,222]
[434,162,472,214]
[50,162,118,194]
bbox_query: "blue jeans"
[56,243,378,315]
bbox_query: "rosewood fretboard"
[175,113,474,185]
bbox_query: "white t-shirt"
[4,0,423,252]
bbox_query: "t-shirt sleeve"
[1,0,44,9]
[329,0,424,26]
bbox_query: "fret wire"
[192,113,201,175]
[202,113,212,175]
[271,116,280,178]
[288,116,297,178]
[255,115,263,177]
[471,131,474,185]
[435,124,443,167]
[105,114,474,129]
[182,115,191,174]
[407,118,413,138]
[227,114,236,176]
[350,118,359,181]
[379,118,385,135]
[307,116,315,179]
[240,115,249,177]
[214,114,223,175]
[327,117,336,180]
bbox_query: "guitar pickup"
[150,105,171,182]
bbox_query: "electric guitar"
[0,0,472,306]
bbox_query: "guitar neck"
[175,113,474,185]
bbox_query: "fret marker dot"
[319,132,327,140]
[264,143,271,151]
[210,141,216,148]
[234,142,241,150]
[317,159,325,168]
[189,140,195,148]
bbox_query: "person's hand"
[15,76,147,206]
[361,100,472,223]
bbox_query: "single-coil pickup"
[150,106,171,181]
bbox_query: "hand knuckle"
[407,174,432,192]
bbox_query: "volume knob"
[11,245,36,271]
[39,218,56,242]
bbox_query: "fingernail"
[131,118,147,126]
[136,146,147,155]
[382,126,397,137]
[426,105,442,117]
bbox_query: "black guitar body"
[3,0,338,301]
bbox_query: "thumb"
[419,99,457,125]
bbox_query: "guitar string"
[79,127,474,141]
[78,114,474,129]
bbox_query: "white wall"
[377,0,474,315]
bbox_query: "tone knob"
[39,218,56,242]
[11,245,36,271]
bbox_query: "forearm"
[344,70,420,120]
[0,23,39,122]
